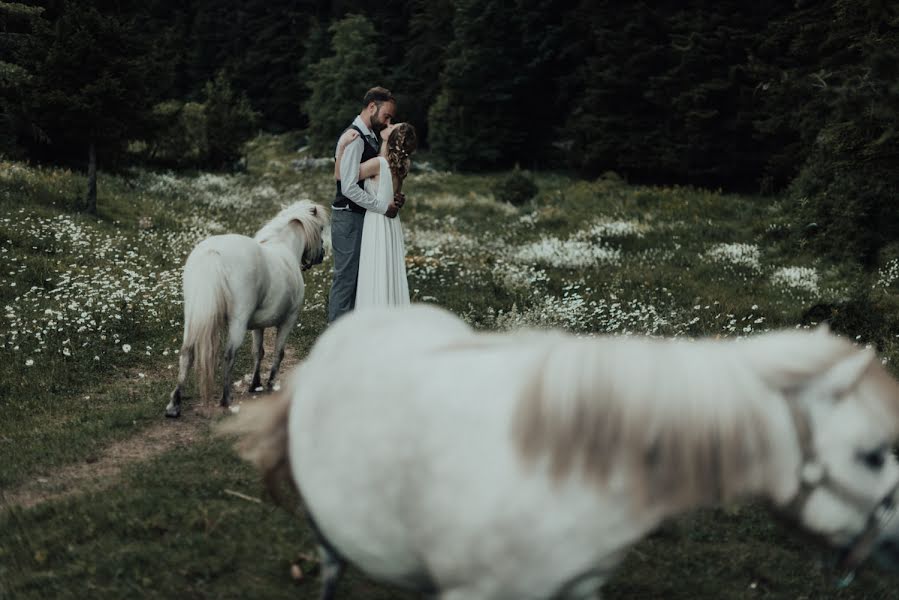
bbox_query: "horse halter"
[301,246,324,271]
[783,397,899,578]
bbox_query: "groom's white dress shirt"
[334,116,388,214]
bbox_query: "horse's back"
[309,304,471,358]
[185,233,276,316]
[288,305,619,596]
[188,233,258,263]
[185,234,262,280]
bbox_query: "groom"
[327,86,404,323]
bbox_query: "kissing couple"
[327,86,418,323]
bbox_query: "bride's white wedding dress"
[355,157,410,307]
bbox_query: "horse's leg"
[267,313,298,390]
[318,544,346,600]
[249,328,264,391]
[220,319,248,409]
[165,345,193,418]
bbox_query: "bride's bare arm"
[357,158,381,181]
[334,129,360,179]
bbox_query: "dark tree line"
[1,0,898,262]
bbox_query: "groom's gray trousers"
[327,209,365,323]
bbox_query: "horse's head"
[256,200,329,270]
[296,207,327,272]
[778,336,899,575]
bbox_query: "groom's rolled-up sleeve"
[338,139,387,214]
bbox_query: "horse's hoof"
[165,405,181,418]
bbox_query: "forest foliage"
[1,0,898,262]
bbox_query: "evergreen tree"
[391,0,453,148]
[230,1,315,131]
[135,0,187,101]
[429,0,529,169]
[0,1,45,155]
[296,15,332,136]
[561,0,787,187]
[26,0,164,213]
[304,14,384,154]
[428,0,570,169]
[204,70,258,169]
[298,16,331,106]
[757,0,899,265]
[186,0,247,96]
[560,2,666,178]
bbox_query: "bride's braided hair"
[387,123,418,181]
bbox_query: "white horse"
[226,304,899,599]
[166,200,328,418]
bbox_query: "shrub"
[775,3,899,269]
[145,73,256,170]
[148,100,208,166]
[787,121,899,268]
[303,15,383,155]
[204,71,257,169]
[492,170,538,206]
[802,284,899,349]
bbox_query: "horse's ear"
[816,347,876,398]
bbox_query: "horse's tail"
[217,387,296,504]
[182,248,230,402]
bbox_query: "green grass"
[3,137,899,598]
[1,438,408,599]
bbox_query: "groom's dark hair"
[363,86,395,107]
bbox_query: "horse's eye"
[859,450,886,470]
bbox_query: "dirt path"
[2,333,300,511]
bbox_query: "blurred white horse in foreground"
[227,304,899,599]
[166,200,327,418]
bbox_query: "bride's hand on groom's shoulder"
[338,129,360,149]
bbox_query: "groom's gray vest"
[333,125,380,214]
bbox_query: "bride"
[336,122,417,307]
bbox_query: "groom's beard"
[371,107,388,134]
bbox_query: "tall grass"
[3,136,899,598]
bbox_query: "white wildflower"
[513,238,621,269]
[771,266,819,295]
[705,243,761,271]
[875,258,899,289]
[576,219,647,240]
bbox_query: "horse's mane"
[513,328,860,509]
[254,200,328,250]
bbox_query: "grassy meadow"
[3,133,899,598]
